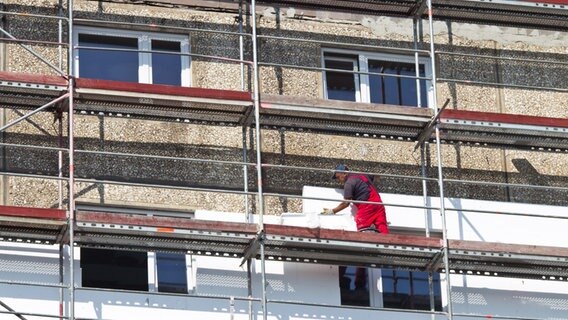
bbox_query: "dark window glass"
[369,60,427,107]
[152,40,182,86]
[339,266,370,306]
[156,252,187,293]
[382,269,442,311]
[81,248,148,291]
[325,58,357,102]
[78,34,138,82]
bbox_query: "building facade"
[0,0,567,319]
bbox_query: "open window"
[73,26,190,86]
[323,49,432,108]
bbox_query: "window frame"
[322,48,433,108]
[73,26,191,86]
[338,228,443,310]
[148,252,195,294]
[322,54,362,102]
[75,204,195,294]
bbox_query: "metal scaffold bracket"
[425,249,444,273]
[241,231,264,266]
[409,0,428,17]
[413,98,451,152]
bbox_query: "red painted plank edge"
[76,211,258,234]
[75,78,252,102]
[264,224,443,248]
[441,109,568,128]
[0,71,68,86]
[449,239,568,258]
[0,205,66,220]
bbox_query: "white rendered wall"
[0,190,567,320]
[295,186,568,319]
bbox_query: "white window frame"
[73,26,191,86]
[322,54,362,102]
[149,252,194,294]
[322,48,433,108]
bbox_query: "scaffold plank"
[0,71,67,87]
[264,224,443,247]
[0,205,66,220]
[73,78,252,124]
[441,109,568,129]
[448,239,568,281]
[0,205,566,280]
[449,239,568,258]
[76,211,257,234]
[0,205,67,245]
[259,224,443,269]
[74,211,258,255]
[438,109,568,151]
[261,94,432,124]
[75,78,252,102]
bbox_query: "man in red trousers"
[323,164,389,234]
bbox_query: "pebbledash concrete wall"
[1,0,567,215]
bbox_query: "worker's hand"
[321,208,335,215]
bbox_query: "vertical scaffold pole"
[239,0,246,91]
[435,124,453,320]
[426,0,438,107]
[57,2,65,318]
[238,0,251,222]
[250,0,267,319]
[416,12,435,316]
[67,0,75,319]
[426,1,453,319]
[250,0,264,225]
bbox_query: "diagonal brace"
[240,231,264,266]
[426,249,445,273]
[0,93,69,133]
[0,26,66,77]
[0,299,27,320]
[413,98,450,152]
[409,0,428,17]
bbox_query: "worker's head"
[332,164,349,182]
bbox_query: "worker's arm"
[322,198,351,214]
[332,199,351,214]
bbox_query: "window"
[339,229,443,310]
[323,50,431,107]
[339,266,370,306]
[80,248,191,293]
[81,248,149,291]
[339,266,442,311]
[74,27,190,86]
[382,269,442,311]
[77,204,194,293]
[156,252,188,293]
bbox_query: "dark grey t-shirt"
[343,174,374,201]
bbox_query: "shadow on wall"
[451,285,568,320]
[7,3,567,91]
[2,279,568,320]
[1,131,567,207]
[509,158,568,207]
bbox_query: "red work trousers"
[354,185,389,234]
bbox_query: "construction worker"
[323,164,389,303]
[322,164,389,234]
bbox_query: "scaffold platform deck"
[1,205,566,281]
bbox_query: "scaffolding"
[0,0,567,319]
